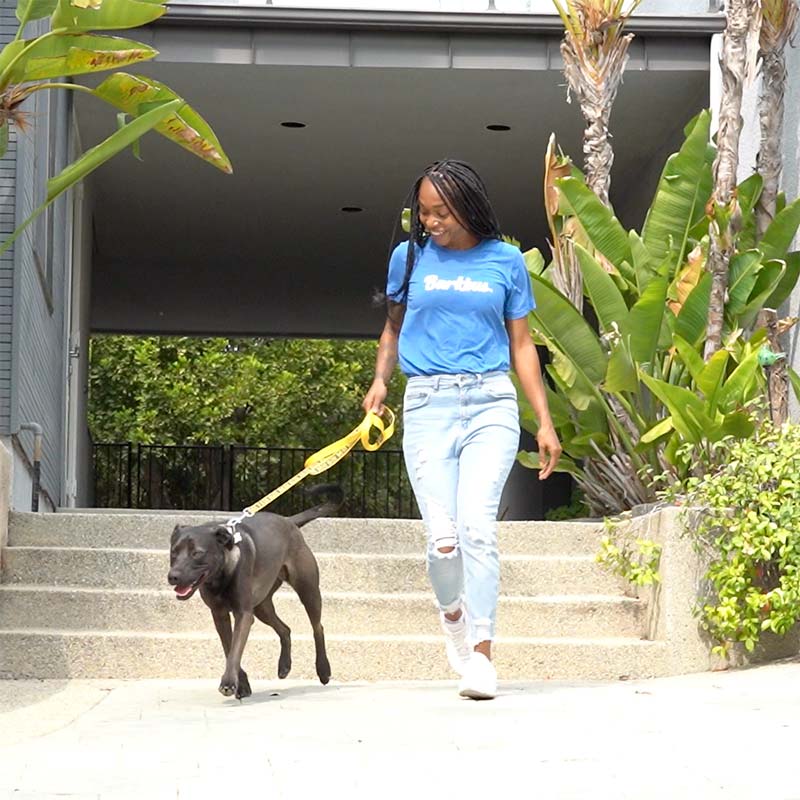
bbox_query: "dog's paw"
[278,657,292,680]
[317,657,331,685]
[218,677,237,697]
[236,673,252,699]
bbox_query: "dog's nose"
[167,570,179,585]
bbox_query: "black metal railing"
[92,443,419,519]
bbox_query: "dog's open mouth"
[173,573,206,600]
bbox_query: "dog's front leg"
[219,609,254,699]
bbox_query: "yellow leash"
[225,408,396,541]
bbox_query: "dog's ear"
[170,525,182,545]
[215,526,234,549]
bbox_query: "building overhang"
[81,8,718,338]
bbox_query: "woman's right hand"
[362,378,388,414]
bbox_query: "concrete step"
[9,512,605,556]
[0,630,667,681]
[0,586,646,639]
[1,547,628,596]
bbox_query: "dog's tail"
[289,483,344,528]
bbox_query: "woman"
[363,159,561,700]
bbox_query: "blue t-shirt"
[386,237,535,377]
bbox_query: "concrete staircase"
[0,510,668,681]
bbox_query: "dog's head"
[167,523,236,601]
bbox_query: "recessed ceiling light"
[280,121,306,128]
[341,206,363,213]
[486,124,511,131]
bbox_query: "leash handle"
[235,407,396,520]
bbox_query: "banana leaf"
[524,247,545,275]
[94,72,232,174]
[789,366,800,405]
[640,415,674,444]
[604,341,638,394]
[16,0,57,24]
[51,0,165,31]
[639,372,711,443]
[725,250,762,319]
[0,98,181,256]
[735,173,764,251]
[641,109,713,270]
[621,276,668,366]
[6,34,156,82]
[529,274,607,385]
[675,271,711,347]
[574,242,628,332]
[555,176,633,267]
[763,251,800,310]
[759,196,800,261]
[715,349,762,413]
[517,450,583,478]
[738,259,786,326]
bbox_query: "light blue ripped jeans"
[402,371,520,645]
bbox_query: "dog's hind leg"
[288,558,332,685]
[253,580,292,679]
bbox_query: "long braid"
[390,160,502,317]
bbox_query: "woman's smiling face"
[417,177,479,251]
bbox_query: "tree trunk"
[755,3,796,424]
[560,33,633,208]
[704,0,760,360]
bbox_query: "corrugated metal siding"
[7,11,72,505]
[0,1,17,433]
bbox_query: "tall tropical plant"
[551,0,640,208]
[755,0,799,424]
[0,0,231,255]
[704,0,762,359]
[518,111,800,515]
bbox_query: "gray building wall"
[0,1,16,436]
[7,12,72,508]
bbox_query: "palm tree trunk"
[560,31,633,207]
[755,0,797,424]
[704,0,761,360]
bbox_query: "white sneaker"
[458,652,497,700]
[440,608,471,676]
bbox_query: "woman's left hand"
[536,425,562,480]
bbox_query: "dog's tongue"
[174,585,193,598]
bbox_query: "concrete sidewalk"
[1,661,799,800]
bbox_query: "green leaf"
[523,247,545,275]
[788,366,800,405]
[52,0,166,31]
[697,349,730,414]
[759,196,800,261]
[94,72,232,174]
[718,411,754,439]
[47,98,181,202]
[529,274,607,385]
[639,372,710,443]
[555,176,633,266]
[738,259,786,327]
[574,242,628,332]
[621,276,668,366]
[640,416,674,444]
[0,98,181,258]
[604,342,638,394]
[716,350,762,412]
[763,251,800,310]
[641,109,713,270]
[517,450,582,478]
[673,334,705,385]
[725,250,762,319]
[7,34,157,82]
[16,0,57,24]
[676,271,711,347]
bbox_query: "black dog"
[167,485,341,699]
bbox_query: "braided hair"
[387,159,503,320]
